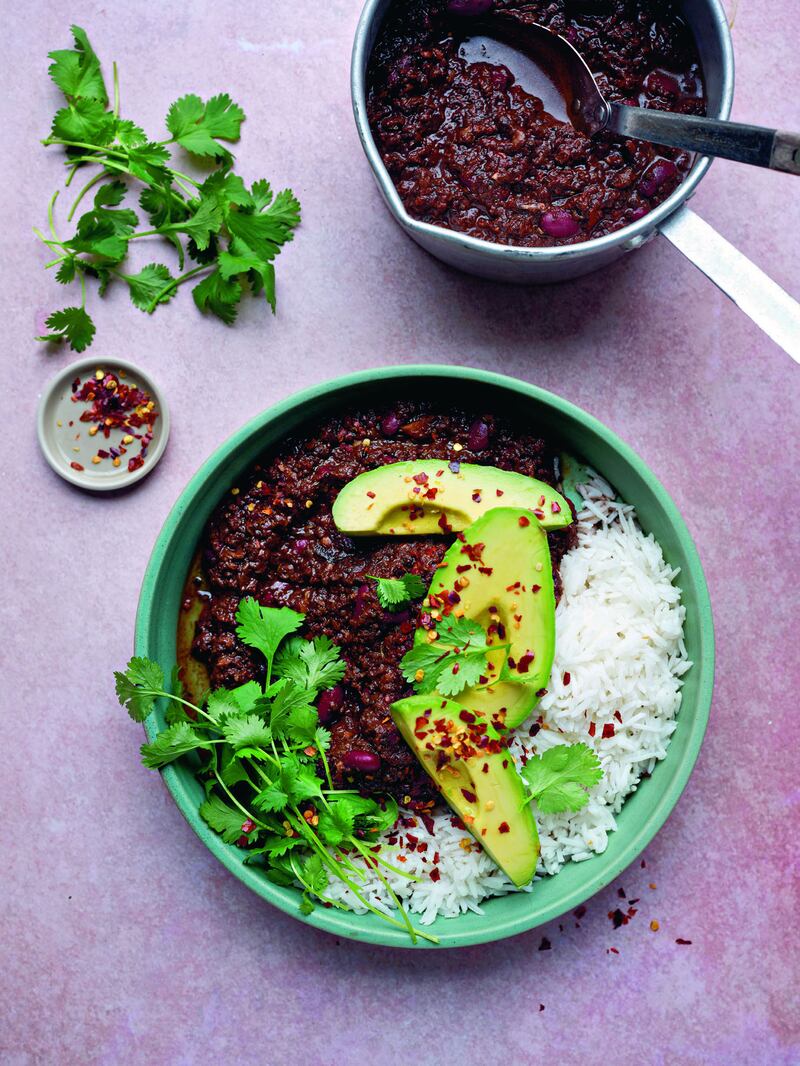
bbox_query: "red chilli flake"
[551,501,561,513]
[461,788,477,804]
[498,821,510,834]
[70,370,158,474]
[538,937,551,951]
[430,868,441,882]
[602,723,616,739]
[562,672,571,685]
[588,722,596,737]
[518,515,530,527]
[70,461,84,471]
[676,938,693,945]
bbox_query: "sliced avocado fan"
[416,507,559,729]
[332,461,572,536]
[392,694,539,887]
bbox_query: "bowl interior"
[136,367,714,948]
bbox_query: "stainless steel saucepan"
[351,0,800,360]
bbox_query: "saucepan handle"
[658,207,800,363]
[610,105,800,176]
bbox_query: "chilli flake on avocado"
[36,26,300,352]
[332,460,572,536]
[402,507,559,729]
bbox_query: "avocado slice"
[416,507,558,729]
[332,461,572,536]
[392,694,539,886]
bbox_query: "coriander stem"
[113,61,120,118]
[79,270,86,310]
[47,190,59,242]
[213,766,264,827]
[43,137,129,158]
[68,171,107,221]
[143,264,211,312]
[351,839,420,943]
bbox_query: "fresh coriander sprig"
[520,743,603,814]
[114,597,437,945]
[37,25,301,352]
[369,573,427,612]
[400,614,511,698]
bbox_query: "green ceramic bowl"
[136,366,714,948]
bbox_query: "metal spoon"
[453,12,800,175]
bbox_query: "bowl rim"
[350,0,735,265]
[135,365,715,948]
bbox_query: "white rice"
[323,476,692,925]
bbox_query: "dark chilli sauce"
[366,0,706,247]
[186,404,575,806]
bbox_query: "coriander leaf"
[273,634,346,695]
[279,753,323,804]
[265,188,302,230]
[200,171,253,209]
[170,197,223,251]
[299,894,314,915]
[317,802,355,847]
[222,713,272,753]
[220,746,251,786]
[259,835,304,858]
[369,573,427,611]
[301,853,328,894]
[166,92,245,158]
[115,119,147,148]
[287,703,318,745]
[253,782,289,813]
[93,180,127,208]
[48,26,107,103]
[140,721,212,769]
[520,743,603,814]
[126,142,172,184]
[120,263,176,312]
[250,179,273,211]
[114,656,164,721]
[51,98,115,145]
[138,184,190,228]
[219,241,276,312]
[36,306,96,352]
[226,205,297,263]
[229,680,264,714]
[235,599,304,670]
[170,664,185,700]
[314,726,332,754]
[400,615,497,698]
[199,794,250,844]
[55,258,76,284]
[192,269,241,324]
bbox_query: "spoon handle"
[608,103,800,176]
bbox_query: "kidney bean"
[638,159,677,198]
[381,411,401,436]
[343,749,381,773]
[467,419,490,452]
[317,684,344,724]
[540,209,580,239]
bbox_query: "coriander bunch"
[115,598,437,945]
[37,25,301,352]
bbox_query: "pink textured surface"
[2,2,799,1063]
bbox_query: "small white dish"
[37,356,170,492]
